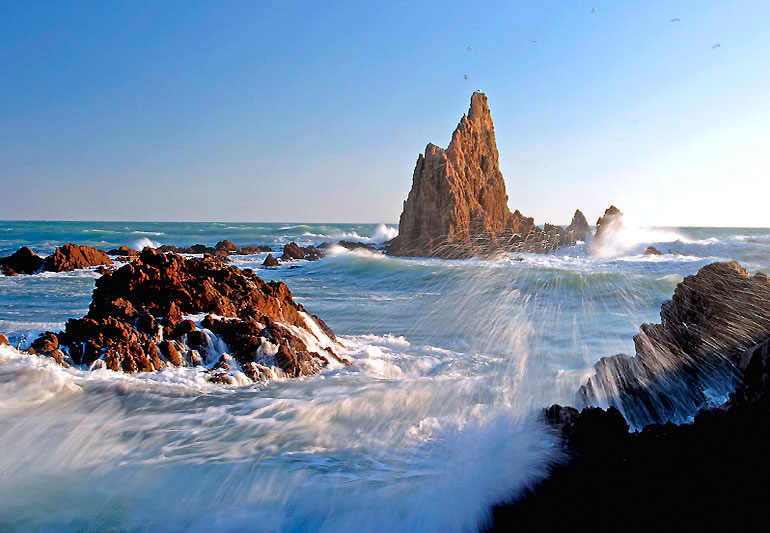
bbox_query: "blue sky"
[1,0,768,226]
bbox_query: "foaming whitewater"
[1,221,769,531]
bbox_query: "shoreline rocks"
[489,334,770,531]
[580,261,770,427]
[15,249,348,382]
[386,92,589,258]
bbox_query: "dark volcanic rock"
[0,247,45,275]
[30,249,346,380]
[581,261,770,427]
[644,245,663,255]
[44,243,112,272]
[490,336,770,532]
[262,253,280,267]
[387,92,583,258]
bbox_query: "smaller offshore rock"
[566,209,592,242]
[280,242,321,261]
[0,247,45,275]
[590,206,623,254]
[215,240,238,253]
[44,243,113,272]
[644,246,663,255]
[239,245,272,254]
[262,253,280,267]
[107,246,140,256]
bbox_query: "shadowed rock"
[0,247,45,275]
[580,261,770,427]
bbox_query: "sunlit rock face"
[387,92,583,258]
[580,261,770,427]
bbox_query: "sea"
[1,220,769,532]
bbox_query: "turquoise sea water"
[0,221,768,531]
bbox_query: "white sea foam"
[132,236,161,250]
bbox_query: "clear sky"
[1,1,769,226]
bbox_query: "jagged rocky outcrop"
[489,335,770,531]
[566,209,591,243]
[44,243,112,272]
[581,261,770,427]
[280,242,321,261]
[644,246,663,255]
[387,92,586,258]
[589,205,623,255]
[1,244,112,275]
[22,249,348,383]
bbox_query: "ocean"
[1,221,769,531]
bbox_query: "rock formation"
[387,92,585,258]
[262,253,279,267]
[280,242,321,261]
[0,246,45,275]
[22,249,348,382]
[44,243,112,272]
[589,205,623,255]
[581,261,770,427]
[644,246,663,255]
[489,266,770,531]
[566,209,592,243]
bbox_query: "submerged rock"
[387,92,584,258]
[644,245,663,255]
[27,249,347,381]
[580,261,770,427]
[44,243,112,272]
[0,247,45,275]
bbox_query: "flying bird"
[590,7,597,13]
[711,42,721,50]
[467,45,473,52]
[670,18,680,22]
[531,40,538,44]
[464,74,468,80]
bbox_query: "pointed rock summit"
[387,92,587,258]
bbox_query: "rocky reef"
[387,93,587,258]
[17,249,348,383]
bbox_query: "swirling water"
[1,221,769,531]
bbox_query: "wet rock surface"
[18,249,347,381]
[580,261,770,426]
[387,92,587,258]
[490,336,770,531]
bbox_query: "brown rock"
[215,240,238,253]
[44,243,113,272]
[0,247,45,275]
[262,253,280,267]
[280,242,307,261]
[0,332,8,345]
[107,246,139,256]
[644,246,663,255]
[566,209,592,243]
[238,245,272,254]
[387,93,580,258]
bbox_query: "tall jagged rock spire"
[387,92,535,258]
